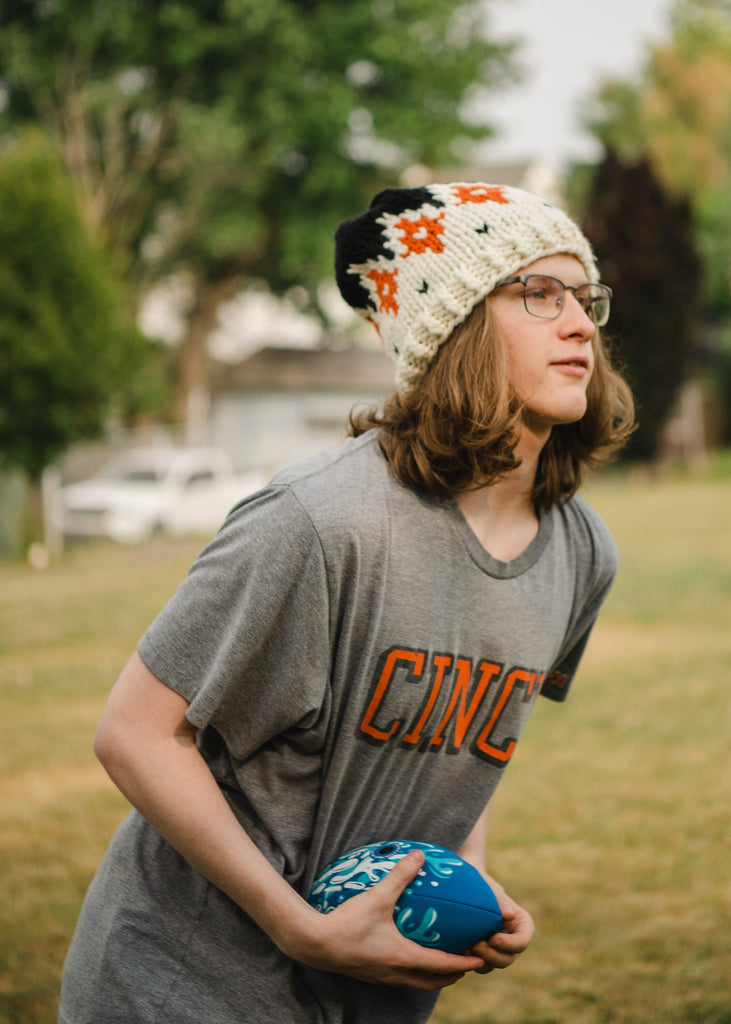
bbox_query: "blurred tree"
[583,0,731,321]
[0,0,518,424]
[583,150,701,462]
[0,132,155,538]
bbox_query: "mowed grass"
[0,538,205,1024]
[1,467,730,1024]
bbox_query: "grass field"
[1,464,730,1024]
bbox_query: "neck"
[455,423,550,561]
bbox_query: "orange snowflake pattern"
[395,213,445,256]
[367,268,399,314]
[452,184,509,206]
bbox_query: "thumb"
[375,849,425,906]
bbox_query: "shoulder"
[555,493,619,578]
[271,431,388,494]
[216,432,400,554]
[268,431,402,529]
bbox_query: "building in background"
[209,346,393,476]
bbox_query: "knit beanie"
[335,182,599,393]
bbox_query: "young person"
[59,182,634,1024]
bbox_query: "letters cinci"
[358,644,544,768]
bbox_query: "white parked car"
[58,447,267,544]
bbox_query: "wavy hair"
[348,298,635,510]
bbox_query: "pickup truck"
[58,446,267,544]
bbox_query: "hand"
[284,850,486,991]
[468,884,535,974]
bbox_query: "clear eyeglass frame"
[496,274,613,327]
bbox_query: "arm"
[94,652,484,990]
[459,801,535,973]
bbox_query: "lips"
[551,355,590,369]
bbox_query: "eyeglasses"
[496,274,612,327]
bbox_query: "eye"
[576,285,610,324]
[525,276,562,304]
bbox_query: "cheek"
[505,340,540,397]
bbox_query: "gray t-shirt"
[59,431,618,1024]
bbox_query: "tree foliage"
[584,0,731,320]
[0,132,153,480]
[583,151,701,461]
[0,0,519,419]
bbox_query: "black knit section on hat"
[334,186,444,311]
[368,186,444,216]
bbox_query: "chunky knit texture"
[335,182,599,393]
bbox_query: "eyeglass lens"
[523,276,611,327]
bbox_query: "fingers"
[307,849,485,989]
[374,851,488,981]
[377,848,425,903]
[495,905,535,950]
[399,968,469,991]
[470,937,519,972]
[377,852,508,977]
[468,899,535,973]
[376,950,485,990]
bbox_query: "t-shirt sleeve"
[541,498,619,703]
[137,485,331,759]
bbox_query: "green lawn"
[1,465,730,1024]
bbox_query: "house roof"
[210,346,394,395]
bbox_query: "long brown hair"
[349,299,635,510]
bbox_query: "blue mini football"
[307,840,503,954]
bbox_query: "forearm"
[458,796,534,971]
[95,655,316,954]
[459,798,491,873]
[95,653,485,988]
[459,804,506,898]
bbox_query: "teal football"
[308,840,503,954]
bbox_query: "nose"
[559,291,595,342]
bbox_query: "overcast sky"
[476,0,675,167]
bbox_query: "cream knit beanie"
[335,182,599,393]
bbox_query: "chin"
[558,405,588,425]
[525,403,588,433]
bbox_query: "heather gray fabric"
[59,431,618,1024]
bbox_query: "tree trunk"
[171,275,246,441]
[22,476,47,567]
[22,468,63,566]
